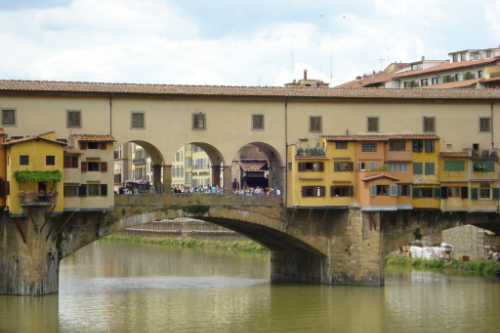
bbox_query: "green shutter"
[471,187,478,200]
[433,187,441,198]
[413,187,420,198]
[493,188,500,200]
[444,161,452,171]
[485,161,495,172]
[456,161,465,171]
[425,163,435,175]
[425,140,435,153]
[413,163,423,175]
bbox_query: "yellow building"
[466,149,499,212]
[411,136,441,209]
[4,132,65,215]
[438,152,470,212]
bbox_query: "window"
[362,143,377,152]
[193,113,206,130]
[46,156,55,166]
[64,186,79,197]
[473,161,495,172]
[64,156,79,168]
[252,114,264,130]
[423,117,435,132]
[400,185,411,196]
[454,74,460,81]
[369,162,377,169]
[412,140,423,153]
[448,187,460,198]
[425,163,435,175]
[334,162,353,171]
[442,75,454,83]
[88,142,99,149]
[431,77,439,85]
[444,160,465,172]
[20,155,29,165]
[367,117,379,132]
[480,118,491,132]
[88,162,100,171]
[452,54,459,62]
[88,184,100,196]
[298,162,324,172]
[302,186,325,197]
[411,64,423,70]
[373,185,389,196]
[425,140,435,153]
[478,70,483,79]
[420,188,433,198]
[474,53,480,60]
[388,163,408,173]
[67,111,81,128]
[421,79,429,86]
[131,112,145,129]
[310,116,321,132]
[463,72,475,80]
[389,141,405,151]
[461,53,467,61]
[486,51,492,58]
[2,109,15,126]
[288,162,292,171]
[336,142,347,149]
[413,162,423,174]
[480,188,491,199]
[330,186,353,197]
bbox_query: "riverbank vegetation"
[385,255,499,275]
[101,234,270,254]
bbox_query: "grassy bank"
[385,255,499,275]
[101,234,270,254]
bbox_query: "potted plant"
[47,190,58,202]
[18,190,26,197]
[297,147,305,156]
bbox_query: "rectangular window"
[88,184,100,196]
[87,162,100,171]
[486,51,492,58]
[425,140,435,153]
[480,118,491,132]
[302,186,325,197]
[448,187,460,198]
[473,161,495,172]
[454,74,460,81]
[362,143,377,152]
[2,109,15,126]
[367,117,379,132]
[335,142,347,149]
[478,70,483,79]
[425,162,435,175]
[46,156,55,166]
[334,162,353,171]
[461,53,467,61]
[87,142,99,149]
[474,53,480,60]
[400,185,411,196]
[412,140,423,153]
[298,162,324,172]
[310,116,321,132]
[444,160,465,172]
[389,141,405,151]
[421,79,428,86]
[131,112,144,128]
[431,77,439,85]
[193,114,206,130]
[420,188,433,198]
[452,54,459,62]
[371,185,389,196]
[413,162,423,175]
[252,114,264,130]
[64,156,78,168]
[330,186,353,197]
[388,163,408,173]
[67,111,81,128]
[423,117,435,132]
[480,188,491,199]
[64,186,79,197]
[20,155,29,165]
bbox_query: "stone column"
[153,164,162,193]
[211,165,221,187]
[162,165,172,194]
[280,166,287,202]
[222,166,232,195]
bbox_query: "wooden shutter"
[80,142,87,150]
[330,186,335,197]
[369,162,377,169]
[441,187,448,199]
[434,187,442,199]
[319,162,324,172]
[348,162,354,171]
[471,187,478,200]
[413,163,422,175]
[320,186,325,197]
[0,178,4,197]
[81,162,87,172]
[349,186,354,197]
[492,188,500,200]
[99,142,107,150]
[425,163,434,175]
[101,162,108,172]
[413,187,420,198]
[334,162,339,171]
[461,187,468,199]
[301,186,307,197]
[358,163,364,171]
[78,185,87,197]
[390,185,398,196]
[370,185,377,197]
[100,184,108,196]
[298,163,306,172]
[64,156,71,168]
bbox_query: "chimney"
[422,56,425,61]
[304,69,307,80]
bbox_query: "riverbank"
[101,234,270,254]
[385,255,499,275]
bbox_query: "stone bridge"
[1,194,500,295]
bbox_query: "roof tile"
[72,134,117,142]
[239,160,267,172]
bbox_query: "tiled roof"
[335,64,411,88]
[394,56,500,79]
[0,80,498,100]
[72,134,117,142]
[64,145,82,154]
[361,173,400,182]
[295,156,330,160]
[2,135,67,146]
[420,79,481,89]
[439,152,468,157]
[239,160,267,172]
[481,77,500,83]
[323,134,440,142]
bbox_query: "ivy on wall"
[13,170,62,190]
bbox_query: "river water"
[1,242,500,333]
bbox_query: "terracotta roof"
[481,77,500,83]
[324,134,439,142]
[336,64,411,88]
[72,134,117,142]
[420,79,481,89]
[299,177,324,180]
[2,135,67,146]
[239,160,267,172]
[0,128,5,135]
[439,152,468,157]
[0,80,499,100]
[64,145,82,154]
[295,156,330,160]
[395,56,500,79]
[361,173,400,182]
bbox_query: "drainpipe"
[110,93,113,136]
[284,96,290,207]
[491,100,496,149]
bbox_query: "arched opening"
[230,142,283,194]
[169,142,225,193]
[113,140,165,194]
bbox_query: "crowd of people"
[232,186,280,196]
[171,185,281,196]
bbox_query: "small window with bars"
[131,112,145,129]
[362,143,377,152]
[479,118,491,132]
[367,117,379,132]
[252,114,264,130]
[423,117,435,132]
[193,113,206,130]
[67,111,81,128]
[2,109,15,126]
[309,116,322,132]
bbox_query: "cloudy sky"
[0,0,498,87]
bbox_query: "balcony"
[133,158,146,165]
[465,148,499,159]
[385,150,412,162]
[19,195,57,206]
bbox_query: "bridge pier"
[163,165,172,194]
